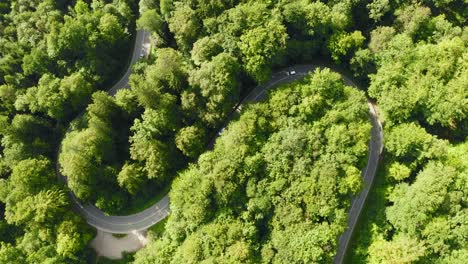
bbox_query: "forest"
[132,69,372,263]
[347,1,467,263]
[0,0,466,263]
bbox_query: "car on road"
[217,127,225,136]
[287,70,296,75]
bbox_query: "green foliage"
[282,1,334,39]
[368,27,396,53]
[0,157,93,262]
[388,162,411,181]
[2,158,54,199]
[368,34,467,130]
[60,128,107,201]
[1,0,466,262]
[131,48,187,108]
[368,235,426,264]
[328,31,365,63]
[386,162,456,235]
[386,122,446,168]
[117,163,147,196]
[0,0,133,123]
[56,217,93,258]
[168,3,201,51]
[59,91,131,211]
[191,36,223,66]
[356,146,468,263]
[175,125,206,158]
[0,242,26,264]
[395,4,432,39]
[188,52,241,126]
[115,89,141,117]
[1,115,54,167]
[171,219,256,263]
[347,2,467,263]
[367,0,391,21]
[137,9,164,35]
[159,0,174,20]
[133,69,371,263]
[239,19,287,83]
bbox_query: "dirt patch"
[90,229,149,259]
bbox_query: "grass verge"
[118,183,170,215]
[112,233,128,239]
[344,157,391,263]
[148,217,168,238]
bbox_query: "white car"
[289,70,296,75]
[139,51,145,58]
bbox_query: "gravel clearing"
[90,229,148,259]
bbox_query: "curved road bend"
[56,29,168,234]
[334,76,384,264]
[58,34,383,261]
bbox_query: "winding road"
[57,30,383,262]
[56,30,171,234]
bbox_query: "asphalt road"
[55,29,169,234]
[57,30,383,262]
[230,66,383,264]
[333,77,384,264]
[108,30,150,95]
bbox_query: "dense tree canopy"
[1,0,466,262]
[0,0,136,261]
[132,69,371,263]
[62,0,371,215]
[347,1,467,263]
[0,158,93,263]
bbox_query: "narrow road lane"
[57,30,383,263]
